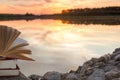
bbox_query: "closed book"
[0,65,20,76]
[0,59,17,69]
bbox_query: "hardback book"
[0,25,34,61]
[0,59,17,69]
[0,65,20,76]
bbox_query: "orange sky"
[0,0,120,14]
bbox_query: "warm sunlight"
[0,0,120,79]
[0,0,119,14]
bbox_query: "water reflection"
[0,16,120,25]
[61,16,120,25]
[0,19,120,76]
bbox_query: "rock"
[79,60,92,78]
[114,54,120,61]
[0,72,30,80]
[104,64,117,72]
[113,48,120,54]
[105,68,120,80]
[112,48,120,59]
[75,66,82,74]
[79,63,88,78]
[69,70,76,73]
[66,73,79,80]
[108,60,116,65]
[108,60,119,66]
[29,74,42,80]
[117,63,120,69]
[94,62,106,68]
[43,71,61,80]
[87,69,105,80]
[85,67,94,76]
[61,73,69,80]
[98,54,111,63]
[112,78,120,80]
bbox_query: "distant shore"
[0,6,120,20]
[0,7,120,25]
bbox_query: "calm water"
[0,19,120,76]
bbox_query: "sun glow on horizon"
[0,0,119,14]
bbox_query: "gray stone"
[98,54,111,63]
[94,62,106,68]
[75,66,82,74]
[87,69,105,80]
[66,73,79,80]
[0,72,30,80]
[114,54,120,61]
[112,78,120,80]
[104,64,117,72]
[112,48,120,59]
[85,67,94,76]
[29,74,42,80]
[113,48,120,54]
[108,60,116,65]
[117,63,120,69]
[43,71,61,80]
[105,68,120,80]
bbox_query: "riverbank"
[29,48,120,80]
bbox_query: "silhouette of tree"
[61,7,120,16]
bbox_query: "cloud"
[0,0,120,14]
[45,0,52,2]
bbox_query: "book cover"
[0,65,20,76]
[0,59,17,69]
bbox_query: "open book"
[0,25,34,61]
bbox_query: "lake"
[0,19,120,76]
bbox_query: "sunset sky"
[0,0,120,14]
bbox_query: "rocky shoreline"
[29,48,120,80]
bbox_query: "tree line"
[61,7,120,16]
[0,13,39,21]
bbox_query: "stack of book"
[0,25,34,76]
[0,59,19,76]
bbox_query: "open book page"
[0,25,34,61]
